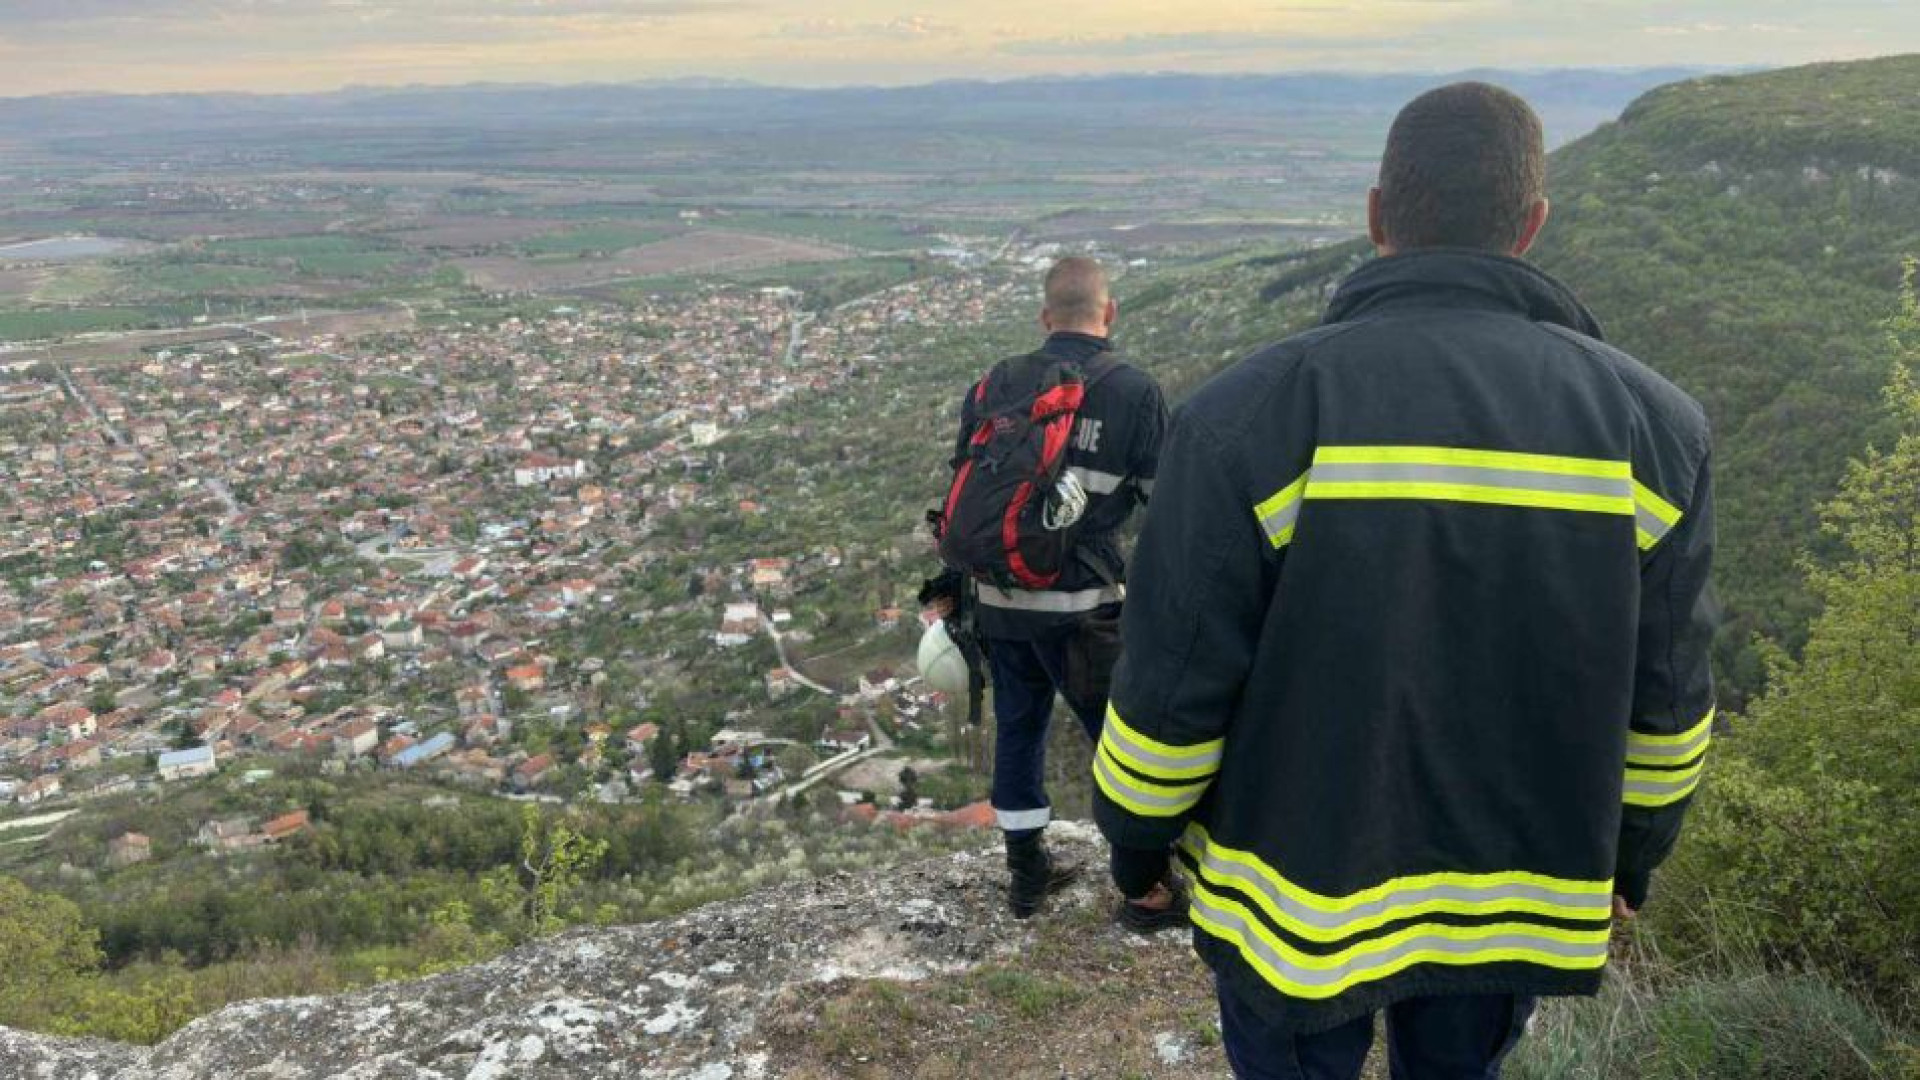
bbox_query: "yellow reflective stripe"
[1190,885,1609,1001]
[1624,756,1707,807]
[1179,828,1611,943]
[1304,447,1638,517]
[1632,479,1685,549]
[1103,703,1224,777]
[1626,708,1715,765]
[1183,824,1610,913]
[1093,745,1211,818]
[1254,472,1310,522]
[1632,480,1683,526]
[1314,445,1630,479]
[1305,481,1634,516]
[1254,470,1311,549]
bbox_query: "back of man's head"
[1043,257,1111,330]
[1376,82,1546,254]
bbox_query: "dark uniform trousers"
[1219,975,1536,1080]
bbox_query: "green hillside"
[1531,55,1920,692]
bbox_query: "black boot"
[1115,872,1191,934]
[1006,833,1080,919]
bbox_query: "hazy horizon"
[0,1,1914,97]
[0,63,1719,102]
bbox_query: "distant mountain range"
[0,69,1704,143]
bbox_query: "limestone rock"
[0,824,1116,1080]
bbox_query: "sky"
[0,0,1914,96]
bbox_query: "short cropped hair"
[1043,257,1110,326]
[1378,82,1546,253]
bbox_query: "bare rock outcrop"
[0,823,1162,1080]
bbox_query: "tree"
[647,725,678,783]
[896,766,920,810]
[0,877,103,1027]
[481,805,610,940]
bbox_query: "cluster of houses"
[2,264,1023,816]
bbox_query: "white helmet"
[916,618,972,697]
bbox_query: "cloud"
[778,14,957,41]
[998,30,1398,58]
[0,0,741,27]
[1640,21,1805,36]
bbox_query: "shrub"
[1510,949,1910,1080]
[1645,270,1920,1017]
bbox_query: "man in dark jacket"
[934,256,1167,919]
[1093,84,1715,1078]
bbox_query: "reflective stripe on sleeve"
[1100,703,1224,780]
[1626,708,1714,765]
[1066,466,1127,495]
[1092,745,1211,818]
[1623,762,1706,807]
[975,583,1124,613]
[1624,707,1712,807]
[1631,480,1684,549]
[1253,470,1310,549]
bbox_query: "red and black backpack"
[936,350,1112,590]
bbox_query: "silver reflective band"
[1186,845,1610,940]
[1624,773,1702,800]
[994,807,1051,831]
[1626,728,1711,762]
[1309,462,1633,501]
[1190,890,1608,994]
[1093,750,1207,813]
[975,583,1125,613]
[1260,500,1303,545]
[1636,506,1676,545]
[1066,466,1127,495]
[1137,478,1156,498]
[1103,728,1223,779]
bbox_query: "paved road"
[768,745,884,804]
[782,311,815,367]
[52,362,126,446]
[760,613,840,699]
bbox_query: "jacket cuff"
[1093,792,1188,853]
[1616,866,1652,910]
[1110,844,1171,900]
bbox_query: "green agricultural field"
[123,263,285,297]
[28,263,120,304]
[201,235,415,279]
[0,305,192,341]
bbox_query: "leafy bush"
[1644,266,1920,1016]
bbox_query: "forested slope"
[1531,55,1920,691]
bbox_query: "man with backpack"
[926,256,1171,921]
[1093,84,1715,1077]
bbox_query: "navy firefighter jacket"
[951,330,1167,641]
[1093,250,1716,1031]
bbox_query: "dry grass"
[761,894,1232,1079]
